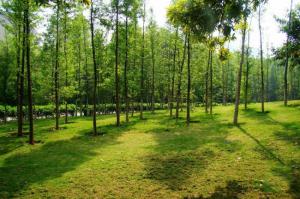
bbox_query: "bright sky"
[147,0,300,54]
[35,0,299,55]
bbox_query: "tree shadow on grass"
[243,108,277,125]
[185,180,248,199]
[0,135,25,156]
[143,113,242,191]
[237,112,300,198]
[272,162,300,199]
[0,120,132,198]
[274,122,300,148]
[237,126,285,165]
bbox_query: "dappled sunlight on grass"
[0,101,299,198]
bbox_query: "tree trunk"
[222,62,225,106]
[205,50,210,113]
[25,0,34,144]
[187,32,191,125]
[90,1,98,135]
[150,23,155,114]
[55,0,60,130]
[233,2,248,125]
[77,39,82,117]
[176,35,187,120]
[140,2,145,120]
[170,28,178,117]
[209,50,213,115]
[17,21,24,136]
[115,0,120,126]
[63,0,68,123]
[259,3,265,113]
[83,14,89,116]
[244,27,251,109]
[284,0,293,106]
[124,9,129,122]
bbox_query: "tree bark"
[82,14,89,116]
[63,0,68,123]
[259,3,265,113]
[140,2,145,120]
[233,2,248,125]
[77,38,82,117]
[55,0,60,130]
[25,0,34,144]
[244,27,251,109]
[115,0,120,126]
[284,0,293,106]
[90,0,98,135]
[186,32,191,125]
[124,8,129,122]
[170,28,178,117]
[205,50,211,113]
[150,22,155,114]
[176,35,187,120]
[209,50,213,115]
[17,21,24,136]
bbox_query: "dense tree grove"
[0,0,299,143]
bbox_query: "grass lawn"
[0,101,300,199]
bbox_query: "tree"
[176,34,186,120]
[0,0,25,135]
[186,32,191,125]
[233,0,264,125]
[233,8,248,125]
[124,0,130,122]
[140,0,145,120]
[24,0,34,144]
[114,0,120,126]
[90,0,98,135]
[63,0,69,123]
[284,0,293,106]
[55,0,60,130]
[258,2,265,113]
[168,0,245,124]
[170,28,178,117]
[149,8,156,114]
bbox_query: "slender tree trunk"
[63,0,68,123]
[77,40,82,117]
[150,24,155,114]
[225,58,229,105]
[222,61,225,106]
[25,0,34,144]
[140,2,145,120]
[170,28,178,117]
[115,0,120,126]
[17,22,23,136]
[205,50,210,113]
[55,0,60,130]
[90,1,98,135]
[245,27,251,109]
[176,35,187,120]
[284,0,293,106]
[124,10,129,122]
[82,15,89,116]
[259,3,265,113]
[266,45,269,102]
[233,2,248,125]
[3,31,9,124]
[187,32,191,125]
[131,17,138,117]
[209,50,213,115]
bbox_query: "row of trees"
[0,0,299,143]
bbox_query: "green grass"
[0,101,300,198]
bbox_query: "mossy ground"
[0,101,300,198]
